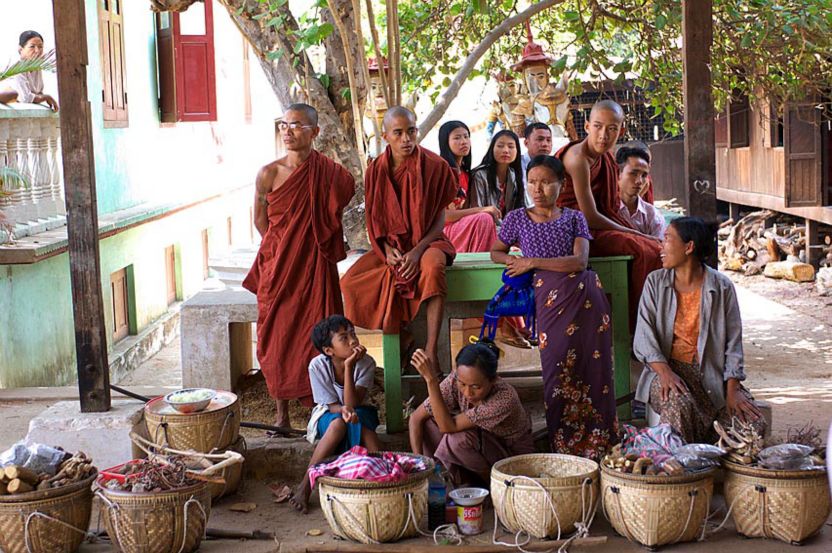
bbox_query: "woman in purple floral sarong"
[491,155,618,460]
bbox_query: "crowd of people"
[226,100,768,512]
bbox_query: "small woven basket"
[144,394,240,452]
[723,461,830,544]
[491,454,600,540]
[96,480,212,553]
[317,452,433,544]
[0,472,96,553]
[600,464,714,548]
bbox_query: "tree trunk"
[217,0,369,248]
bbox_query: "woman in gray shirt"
[633,217,765,443]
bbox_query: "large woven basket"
[491,454,600,540]
[0,472,96,553]
[206,436,246,500]
[144,393,240,452]
[723,461,830,544]
[600,464,714,548]
[317,452,434,544]
[96,480,212,553]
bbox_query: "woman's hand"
[481,205,501,222]
[654,364,688,402]
[505,256,534,277]
[726,381,762,422]
[411,349,438,383]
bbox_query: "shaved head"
[590,100,625,123]
[286,103,318,126]
[382,106,416,131]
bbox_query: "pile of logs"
[718,210,830,282]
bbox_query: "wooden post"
[682,0,718,266]
[805,218,820,265]
[53,0,111,412]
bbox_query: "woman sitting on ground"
[469,129,524,217]
[490,155,618,461]
[408,343,534,486]
[438,120,500,253]
[634,216,766,443]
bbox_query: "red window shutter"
[172,0,217,122]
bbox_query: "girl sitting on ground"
[633,217,766,443]
[291,315,381,513]
[408,343,534,486]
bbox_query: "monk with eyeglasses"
[341,107,457,375]
[243,103,355,428]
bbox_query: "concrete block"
[25,400,147,471]
[180,287,257,391]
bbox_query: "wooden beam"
[682,0,717,266]
[53,0,111,412]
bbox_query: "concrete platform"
[25,399,147,470]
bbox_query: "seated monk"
[341,107,457,372]
[556,100,662,329]
[408,344,534,486]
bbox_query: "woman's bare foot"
[289,479,311,514]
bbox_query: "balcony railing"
[0,104,65,242]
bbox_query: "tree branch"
[417,0,566,139]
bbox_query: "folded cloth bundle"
[308,446,429,488]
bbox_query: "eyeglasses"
[277,121,314,131]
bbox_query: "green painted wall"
[0,190,250,388]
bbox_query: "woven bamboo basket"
[317,452,433,544]
[0,472,96,553]
[723,461,830,544]
[96,480,211,553]
[144,392,240,452]
[491,454,600,540]
[206,436,246,500]
[600,464,714,548]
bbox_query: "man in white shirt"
[616,146,665,239]
[520,122,553,206]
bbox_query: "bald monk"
[243,103,355,428]
[341,107,457,372]
[556,100,662,329]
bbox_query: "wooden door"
[111,268,129,341]
[784,101,823,207]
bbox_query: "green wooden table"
[382,252,633,433]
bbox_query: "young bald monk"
[341,107,457,373]
[556,100,662,329]
[243,103,355,428]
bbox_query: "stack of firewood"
[718,210,820,282]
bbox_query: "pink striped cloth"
[307,446,429,488]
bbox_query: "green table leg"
[608,269,632,420]
[382,333,403,433]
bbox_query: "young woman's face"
[20,37,44,61]
[526,165,562,209]
[661,224,692,269]
[455,364,493,405]
[493,136,517,165]
[448,127,470,159]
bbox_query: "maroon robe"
[243,150,354,404]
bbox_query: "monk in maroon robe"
[341,107,457,371]
[556,100,662,330]
[243,103,355,427]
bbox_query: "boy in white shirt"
[290,315,381,513]
[616,146,665,240]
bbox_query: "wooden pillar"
[805,218,820,265]
[682,0,718,266]
[53,0,111,412]
[728,202,741,223]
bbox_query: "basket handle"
[24,511,95,553]
[129,431,243,476]
[177,496,207,553]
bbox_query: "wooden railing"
[0,105,65,240]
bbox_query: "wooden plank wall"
[650,140,687,212]
[716,102,785,199]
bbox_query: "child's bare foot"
[289,480,311,514]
